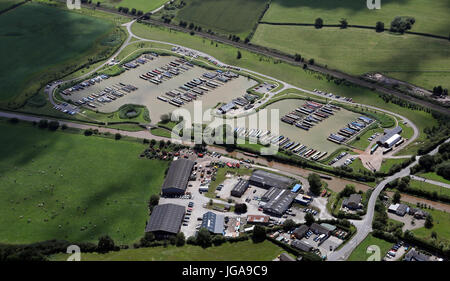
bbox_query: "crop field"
[348,233,392,261]
[252,25,450,90]
[262,0,450,36]
[0,2,119,109]
[0,121,168,245]
[49,240,286,261]
[173,0,268,38]
[97,0,168,12]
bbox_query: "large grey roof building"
[201,211,225,235]
[378,126,403,147]
[250,169,295,190]
[145,203,185,238]
[230,179,249,198]
[161,159,194,196]
[291,240,313,252]
[262,188,296,216]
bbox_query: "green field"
[349,158,370,173]
[418,172,450,185]
[173,0,268,38]
[130,22,440,155]
[350,126,383,151]
[252,25,450,90]
[97,0,168,12]
[378,158,408,174]
[263,0,450,36]
[0,2,120,108]
[0,0,23,11]
[0,120,168,245]
[412,207,450,246]
[408,180,450,198]
[348,233,392,261]
[49,240,286,261]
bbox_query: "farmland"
[251,25,450,90]
[161,0,269,38]
[262,0,450,36]
[0,2,122,109]
[49,240,286,261]
[0,120,168,245]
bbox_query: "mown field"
[173,0,268,38]
[262,0,450,36]
[0,2,120,108]
[412,207,450,246]
[130,22,440,155]
[97,0,168,12]
[348,233,392,261]
[251,25,450,90]
[0,120,168,245]
[418,172,450,185]
[408,180,450,198]
[49,240,286,261]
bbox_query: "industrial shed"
[161,159,194,196]
[291,240,313,252]
[201,211,225,235]
[230,179,249,197]
[262,188,296,216]
[378,126,403,148]
[145,203,185,238]
[249,169,295,190]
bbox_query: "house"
[388,203,409,216]
[161,159,195,197]
[293,225,309,239]
[145,203,185,239]
[342,194,362,210]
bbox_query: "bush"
[97,235,115,253]
[175,232,185,247]
[196,228,212,248]
[115,133,121,140]
[252,225,266,243]
[48,121,60,131]
[234,203,247,214]
[38,120,48,129]
[9,117,19,124]
[84,129,93,136]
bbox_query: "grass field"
[0,2,120,108]
[418,172,450,185]
[0,120,168,245]
[378,158,408,174]
[262,0,450,36]
[347,233,392,261]
[349,158,370,173]
[0,0,23,11]
[252,25,450,90]
[350,126,383,151]
[412,207,450,245]
[408,180,450,198]
[49,240,286,261]
[172,0,268,38]
[97,0,168,12]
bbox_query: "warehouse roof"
[145,203,185,234]
[263,188,296,216]
[379,126,402,144]
[250,169,295,189]
[291,240,313,252]
[231,179,249,197]
[201,211,225,234]
[162,159,194,193]
[310,223,330,235]
[247,214,270,224]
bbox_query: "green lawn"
[151,128,172,138]
[0,2,119,108]
[398,120,415,139]
[0,0,23,11]
[408,180,450,198]
[412,207,450,245]
[349,158,370,173]
[49,240,285,261]
[350,126,383,151]
[251,25,450,91]
[130,22,439,156]
[263,0,450,36]
[97,0,168,12]
[347,233,392,261]
[418,172,450,185]
[171,0,268,38]
[0,120,168,245]
[378,158,408,174]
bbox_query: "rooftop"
[145,203,185,234]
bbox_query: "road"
[327,137,450,261]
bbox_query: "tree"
[308,173,322,195]
[237,51,242,59]
[212,235,226,246]
[234,203,247,214]
[305,213,315,226]
[393,191,401,204]
[308,58,315,65]
[252,225,266,243]
[148,194,159,211]
[314,18,323,29]
[339,18,348,29]
[139,232,155,246]
[418,155,435,172]
[48,121,60,131]
[97,235,115,253]
[38,119,48,129]
[339,184,356,198]
[425,215,433,229]
[160,113,170,123]
[294,53,302,62]
[175,232,185,246]
[282,219,296,232]
[196,228,212,248]
[375,21,385,32]
[115,133,121,140]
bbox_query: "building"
[404,248,430,261]
[249,169,295,190]
[320,223,337,232]
[388,203,409,216]
[342,194,362,210]
[230,179,249,197]
[291,240,313,252]
[294,194,312,206]
[279,253,295,261]
[145,203,185,238]
[291,184,302,193]
[310,223,330,236]
[217,102,236,114]
[293,225,309,239]
[161,159,195,197]
[262,188,297,216]
[246,215,270,225]
[201,212,225,235]
[378,126,403,148]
